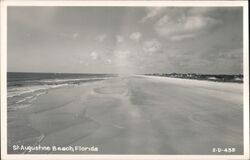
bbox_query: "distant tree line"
[145,73,243,83]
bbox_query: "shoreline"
[139,75,243,84]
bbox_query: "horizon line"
[7,71,243,75]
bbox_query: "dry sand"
[8,76,243,154]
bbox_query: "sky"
[8,7,243,74]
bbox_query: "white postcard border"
[1,1,249,160]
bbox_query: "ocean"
[7,72,116,111]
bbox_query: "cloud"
[105,59,112,64]
[58,32,80,39]
[141,7,164,23]
[143,39,162,53]
[189,8,217,15]
[154,8,221,41]
[90,51,98,60]
[170,34,196,41]
[218,48,243,60]
[129,32,142,42]
[72,32,79,39]
[114,50,131,59]
[96,34,107,42]
[116,35,124,43]
[155,15,219,38]
[203,46,243,62]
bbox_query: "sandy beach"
[8,75,243,154]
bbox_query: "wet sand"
[8,76,243,154]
